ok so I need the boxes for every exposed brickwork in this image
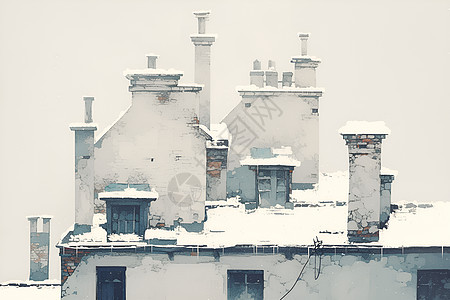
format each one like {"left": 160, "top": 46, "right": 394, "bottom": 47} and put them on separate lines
{"left": 60, "top": 248, "right": 92, "bottom": 285}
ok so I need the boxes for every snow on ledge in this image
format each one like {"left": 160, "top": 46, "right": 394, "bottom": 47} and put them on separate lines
{"left": 381, "top": 166, "right": 399, "bottom": 177}
{"left": 338, "top": 121, "right": 391, "bottom": 135}
{"left": 236, "top": 85, "right": 324, "bottom": 93}
{"left": 99, "top": 188, "right": 158, "bottom": 200}
{"left": 123, "top": 68, "right": 183, "bottom": 78}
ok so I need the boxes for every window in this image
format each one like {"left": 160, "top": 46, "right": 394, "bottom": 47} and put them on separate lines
{"left": 96, "top": 267, "right": 126, "bottom": 300}
{"left": 245, "top": 103, "right": 252, "bottom": 108}
{"left": 312, "top": 108, "right": 319, "bottom": 114}
{"left": 111, "top": 205, "right": 140, "bottom": 235}
{"left": 227, "top": 270, "right": 263, "bottom": 300}
{"left": 417, "top": 269, "right": 450, "bottom": 300}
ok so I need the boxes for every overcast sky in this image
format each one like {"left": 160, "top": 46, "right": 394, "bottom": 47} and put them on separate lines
{"left": 0, "top": 0, "right": 449, "bottom": 282}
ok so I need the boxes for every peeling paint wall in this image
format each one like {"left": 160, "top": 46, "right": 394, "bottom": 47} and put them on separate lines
{"left": 223, "top": 93, "right": 320, "bottom": 201}
{"left": 94, "top": 90, "right": 207, "bottom": 227}
{"left": 60, "top": 251, "right": 450, "bottom": 299}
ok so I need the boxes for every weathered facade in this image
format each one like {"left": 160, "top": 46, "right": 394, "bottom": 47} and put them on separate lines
{"left": 223, "top": 34, "right": 322, "bottom": 202}
{"left": 28, "top": 216, "right": 51, "bottom": 281}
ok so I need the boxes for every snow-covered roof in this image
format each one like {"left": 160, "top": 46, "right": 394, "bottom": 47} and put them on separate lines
{"left": 339, "top": 121, "right": 391, "bottom": 135}
{"left": 62, "top": 171, "right": 450, "bottom": 249}
{"left": 98, "top": 188, "right": 158, "bottom": 200}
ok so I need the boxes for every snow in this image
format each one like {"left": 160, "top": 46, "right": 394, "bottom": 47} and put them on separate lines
{"left": 240, "top": 147, "right": 300, "bottom": 167}
{"left": 338, "top": 121, "right": 391, "bottom": 135}
{"left": 209, "top": 123, "right": 230, "bottom": 141}
{"left": 98, "top": 188, "right": 158, "bottom": 200}
{"left": 25, "top": 215, "right": 53, "bottom": 219}
{"left": 145, "top": 53, "right": 159, "bottom": 57}
{"left": 69, "top": 122, "right": 98, "bottom": 129}
{"left": 69, "top": 225, "right": 106, "bottom": 243}
{"left": 190, "top": 34, "right": 218, "bottom": 39}
{"left": 381, "top": 166, "right": 399, "bottom": 177}
{"left": 290, "top": 55, "right": 322, "bottom": 62}
{"left": 0, "top": 285, "right": 60, "bottom": 300}
{"left": 108, "top": 233, "right": 143, "bottom": 242}
{"left": 123, "top": 68, "right": 183, "bottom": 78}
{"left": 236, "top": 85, "right": 324, "bottom": 93}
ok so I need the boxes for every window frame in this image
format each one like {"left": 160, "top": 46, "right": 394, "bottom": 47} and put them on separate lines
{"left": 227, "top": 269, "right": 264, "bottom": 300}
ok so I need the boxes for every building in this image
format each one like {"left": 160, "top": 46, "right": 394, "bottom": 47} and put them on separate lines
{"left": 56, "top": 11, "right": 450, "bottom": 300}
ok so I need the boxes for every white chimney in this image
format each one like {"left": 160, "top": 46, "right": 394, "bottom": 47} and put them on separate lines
{"left": 250, "top": 59, "right": 264, "bottom": 88}
{"left": 70, "top": 97, "right": 97, "bottom": 234}
{"left": 191, "top": 11, "right": 216, "bottom": 129}
{"left": 291, "top": 33, "right": 321, "bottom": 88}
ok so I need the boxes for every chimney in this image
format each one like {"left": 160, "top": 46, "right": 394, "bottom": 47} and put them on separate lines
{"left": 28, "top": 216, "right": 51, "bottom": 281}
{"left": 250, "top": 59, "right": 264, "bottom": 88}
{"left": 146, "top": 54, "right": 159, "bottom": 69}
{"left": 84, "top": 96, "right": 94, "bottom": 123}
{"left": 191, "top": 11, "right": 216, "bottom": 129}
{"left": 299, "top": 33, "right": 309, "bottom": 56}
{"left": 70, "top": 97, "right": 97, "bottom": 234}
{"left": 339, "top": 121, "right": 391, "bottom": 243}
{"left": 290, "top": 33, "right": 321, "bottom": 88}
{"left": 380, "top": 171, "right": 396, "bottom": 228}
{"left": 282, "top": 72, "right": 293, "bottom": 87}
{"left": 265, "top": 60, "right": 278, "bottom": 88}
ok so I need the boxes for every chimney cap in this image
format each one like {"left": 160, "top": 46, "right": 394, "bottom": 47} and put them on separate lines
{"left": 83, "top": 96, "right": 94, "bottom": 101}
{"left": 339, "top": 121, "right": 391, "bottom": 135}
{"left": 298, "top": 32, "right": 310, "bottom": 39}
{"left": 193, "top": 11, "right": 211, "bottom": 18}
{"left": 145, "top": 53, "right": 160, "bottom": 58}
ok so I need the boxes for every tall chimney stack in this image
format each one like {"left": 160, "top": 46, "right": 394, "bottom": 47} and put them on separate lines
{"left": 70, "top": 96, "right": 97, "bottom": 234}
{"left": 339, "top": 121, "right": 390, "bottom": 243}
{"left": 290, "top": 33, "right": 321, "bottom": 88}
{"left": 28, "top": 216, "right": 51, "bottom": 281}
{"left": 191, "top": 11, "right": 216, "bottom": 129}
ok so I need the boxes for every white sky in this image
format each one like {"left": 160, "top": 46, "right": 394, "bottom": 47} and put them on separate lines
{"left": 0, "top": 0, "right": 449, "bottom": 282}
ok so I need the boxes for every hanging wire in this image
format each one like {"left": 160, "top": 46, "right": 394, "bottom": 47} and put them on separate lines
{"left": 280, "top": 237, "right": 323, "bottom": 300}
{"left": 314, "top": 237, "right": 323, "bottom": 280}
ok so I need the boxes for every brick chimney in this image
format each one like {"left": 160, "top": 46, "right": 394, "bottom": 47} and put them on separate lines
{"left": 70, "top": 96, "right": 97, "bottom": 234}
{"left": 27, "top": 216, "right": 51, "bottom": 281}
{"left": 290, "top": 33, "right": 321, "bottom": 88}
{"left": 191, "top": 11, "right": 216, "bottom": 129}
{"left": 339, "top": 121, "right": 391, "bottom": 243}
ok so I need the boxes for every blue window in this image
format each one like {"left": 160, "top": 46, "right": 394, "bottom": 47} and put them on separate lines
{"left": 227, "top": 270, "right": 263, "bottom": 300}
{"left": 96, "top": 267, "right": 126, "bottom": 300}
{"left": 417, "top": 269, "right": 450, "bottom": 300}
{"left": 111, "top": 205, "right": 140, "bottom": 235}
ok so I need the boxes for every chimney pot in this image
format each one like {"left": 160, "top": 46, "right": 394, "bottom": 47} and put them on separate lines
{"left": 253, "top": 59, "right": 261, "bottom": 70}
{"left": 298, "top": 33, "right": 309, "bottom": 56}
{"left": 146, "top": 54, "right": 159, "bottom": 69}
{"left": 282, "top": 72, "right": 293, "bottom": 87}
{"left": 83, "top": 96, "right": 94, "bottom": 123}
{"left": 268, "top": 60, "right": 276, "bottom": 70}
{"left": 193, "top": 11, "right": 210, "bottom": 34}
{"left": 265, "top": 70, "right": 278, "bottom": 88}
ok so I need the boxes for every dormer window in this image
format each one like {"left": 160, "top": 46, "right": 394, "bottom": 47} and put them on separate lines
{"left": 99, "top": 184, "right": 158, "bottom": 237}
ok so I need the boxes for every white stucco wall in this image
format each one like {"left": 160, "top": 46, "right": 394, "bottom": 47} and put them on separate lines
{"left": 94, "top": 90, "right": 206, "bottom": 226}
{"left": 223, "top": 92, "right": 320, "bottom": 187}
{"left": 61, "top": 251, "right": 450, "bottom": 299}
